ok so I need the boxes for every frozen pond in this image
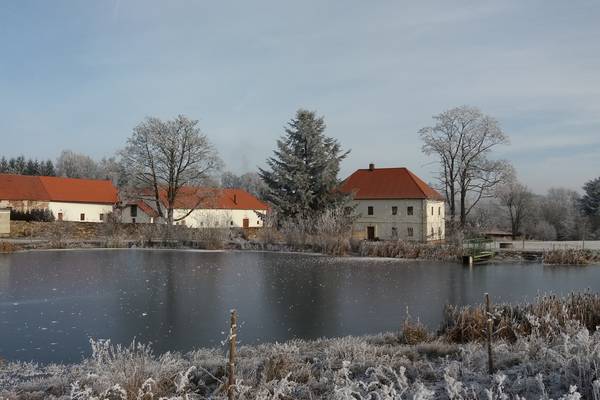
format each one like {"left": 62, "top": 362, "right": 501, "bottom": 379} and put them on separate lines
{"left": 1, "top": 249, "right": 599, "bottom": 363}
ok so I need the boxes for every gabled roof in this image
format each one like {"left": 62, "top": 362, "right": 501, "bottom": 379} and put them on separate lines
{"left": 133, "top": 200, "right": 160, "bottom": 218}
{"left": 340, "top": 167, "right": 444, "bottom": 201}
{"left": 0, "top": 174, "right": 47, "bottom": 201}
{"left": 0, "top": 173, "right": 118, "bottom": 204}
{"left": 138, "top": 187, "right": 268, "bottom": 211}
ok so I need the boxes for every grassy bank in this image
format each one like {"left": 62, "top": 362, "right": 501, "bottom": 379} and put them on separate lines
{"left": 3, "top": 293, "right": 600, "bottom": 399}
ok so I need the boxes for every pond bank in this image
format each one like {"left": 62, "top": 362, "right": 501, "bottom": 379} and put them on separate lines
{"left": 4, "top": 238, "right": 600, "bottom": 266}
{"left": 2, "top": 315, "right": 599, "bottom": 398}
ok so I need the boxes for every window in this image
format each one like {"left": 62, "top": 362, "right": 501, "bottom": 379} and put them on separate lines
{"left": 230, "top": 221, "right": 234, "bottom": 226}
{"left": 131, "top": 205, "right": 138, "bottom": 217}
{"left": 257, "top": 221, "right": 261, "bottom": 225}
{"left": 438, "top": 227, "right": 442, "bottom": 237}
{"left": 132, "top": 218, "right": 136, "bottom": 224}
{"left": 80, "top": 213, "right": 85, "bottom": 221}
{"left": 438, "top": 207, "right": 441, "bottom": 216}
{"left": 367, "top": 206, "right": 374, "bottom": 215}
{"left": 407, "top": 227, "right": 414, "bottom": 237}
{"left": 431, "top": 207, "right": 434, "bottom": 216}
{"left": 391, "top": 227, "right": 398, "bottom": 239}
{"left": 99, "top": 213, "right": 104, "bottom": 221}
{"left": 57, "top": 212, "right": 63, "bottom": 221}
{"left": 391, "top": 206, "right": 398, "bottom": 215}
{"left": 431, "top": 227, "right": 435, "bottom": 237}
{"left": 407, "top": 206, "right": 414, "bottom": 216}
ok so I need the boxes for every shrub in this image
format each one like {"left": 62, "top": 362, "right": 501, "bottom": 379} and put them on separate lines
{"left": 10, "top": 208, "right": 55, "bottom": 222}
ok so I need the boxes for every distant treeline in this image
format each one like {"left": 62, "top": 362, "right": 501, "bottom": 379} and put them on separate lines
{"left": 0, "top": 156, "right": 56, "bottom": 176}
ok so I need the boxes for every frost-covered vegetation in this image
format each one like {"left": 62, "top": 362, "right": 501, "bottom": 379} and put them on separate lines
{"left": 4, "top": 294, "right": 600, "bottom": 399}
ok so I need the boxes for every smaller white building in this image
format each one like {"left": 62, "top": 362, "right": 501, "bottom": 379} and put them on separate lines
{"left": 340, "top": 165, "right": 445, "bottom": 242}
{"left": 121, "top": 200, "right": 158, "bottom": 224}
{"left": 122, "top": 188, "right": 268, "bottom": 228}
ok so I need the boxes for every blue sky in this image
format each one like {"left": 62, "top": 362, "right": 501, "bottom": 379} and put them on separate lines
{"left": 1, "top": 1, "right": 599, "bottom": 192}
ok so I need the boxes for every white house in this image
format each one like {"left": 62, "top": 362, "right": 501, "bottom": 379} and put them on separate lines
{"left": 122, "top": 187, "right": 268, "bottom": 228}
{"left": 340, "top": 164, "right": 445, "bottom": 242}
{"left": 0, "top": 173, "right": 118, "bottom": 222}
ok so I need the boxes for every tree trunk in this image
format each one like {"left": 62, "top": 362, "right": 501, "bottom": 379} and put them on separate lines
{"left": 460, "top": 190, "right": 467, "bottom": 227}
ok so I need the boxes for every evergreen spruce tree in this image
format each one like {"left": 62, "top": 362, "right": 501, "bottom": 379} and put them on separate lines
{"left": 24, "top": 159, "right": 39, "bottom": 175}
{"left": 41, "top": 159, "right": 56, "bottom": 176}
{"left": 259, "top": 109, "right": 349, "bottom": 223}
{"left": 0, "top": 157, "right": 8, "bottom": 173}
{"left": 580, "top": 177, "right": 600, "bottom": 217}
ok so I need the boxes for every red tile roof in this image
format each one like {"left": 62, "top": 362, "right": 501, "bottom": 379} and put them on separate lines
{"left": 0, "top": 174, "right": 118, "bottom": 204}
{"left": 340, "top": 167, "right": 444, "bottom": 201}
{"left": 0, "top": 174, "right": 47, "bottom": 201}
{"left": 136, "top": 200, "right": 160, "bottom": 218}
{"left": 140, "top": 187, "right": 268, "bottom": 210}
{"left": 179, "top": 188, "right": 267, "bottom": 210}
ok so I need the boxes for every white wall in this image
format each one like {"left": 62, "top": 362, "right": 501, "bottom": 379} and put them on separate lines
{"left": 48, "top": 202, "right": 114, "bottom": 223}
{"left": 351, "top": 199, "right": 445, "bottom": 242}
{"left": 174, "top": 208, "right": 265, "bottom": 228}
{"left": 424, "top": 200, "right": 445, "bottom": 241}
{"left": 0, "top": 209, "right": 9, "bottom": 236}
{"left": 121, "top": 205, "right": 154, "bottom": 224}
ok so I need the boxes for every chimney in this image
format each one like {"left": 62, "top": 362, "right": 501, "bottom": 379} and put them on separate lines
{"left": 369, "top": 163, "right": 375, "bottom": 171}
{"left": 233, "top": 194, "right": 237, "bottom": 204}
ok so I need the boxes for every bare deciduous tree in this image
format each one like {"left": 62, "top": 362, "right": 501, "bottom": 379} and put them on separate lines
{"left": 221, "top": 171, "right": 266, "bottom": 198}
{"left": 419, "top": 106, "right": 513, "bottom": 228}
{"left": 497, "top": 181, "right": 533, "bottom": 239}
{"left": 121, "top": 115, "right": 221, "bottom": 225}
{"left": 56, "top": 150, "right": 100, "bottom": 179}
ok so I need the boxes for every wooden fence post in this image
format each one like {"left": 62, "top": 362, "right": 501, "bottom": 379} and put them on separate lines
{"left": 485, "top": 293, "right": 494, "bottom": 375}
{"left": 227, "top": 309, "right": 237, "bottom": 400}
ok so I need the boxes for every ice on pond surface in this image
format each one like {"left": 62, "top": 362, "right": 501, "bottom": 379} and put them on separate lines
{"left": 0, "top": 249, "right": 599, "bottom": 363}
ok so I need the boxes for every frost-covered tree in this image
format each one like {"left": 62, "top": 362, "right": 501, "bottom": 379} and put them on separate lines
{"left": 221, "top": 171, "right": 266, "bottom": 198}
{"left": 580, "top": 177, "right": 600, "bottom": 217}
{"left": 121, "top": 115, "right": 221, "bottom": 224}
{"left": 497, "top": 180, "right": 533, "bottom": 239}
{"left": 419, "top": 106, "right": 513, "bottom": 228}
{"left": 56, "top": 150, "right": 100, "bottom": 179}
{"left": 39, "top": 159, "right": 56, "bottom": 176}
{"left": 259, "top": 109, "right": 349, "bottom": 223}
{"left": 540, "top": 188, "right": 582, "bottom": 240}
{"left": 0, "top": 156, "right": 55, "bottom": 176}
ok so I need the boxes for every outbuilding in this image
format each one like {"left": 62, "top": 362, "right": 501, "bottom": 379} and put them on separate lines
{"left": 122, "top": 187, "right": 268, "bottom": 228}
{"left": 0, "top": 173, "right": 118, "bottom": 222}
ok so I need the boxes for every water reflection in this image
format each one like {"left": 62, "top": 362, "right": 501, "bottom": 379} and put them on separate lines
{"left": 0, "top": 249, "right": 598, "bottom": 363}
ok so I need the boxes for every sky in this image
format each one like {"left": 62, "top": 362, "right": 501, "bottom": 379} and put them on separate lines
{"left": 1, "top": 1, "right": 599, "bottom": 193}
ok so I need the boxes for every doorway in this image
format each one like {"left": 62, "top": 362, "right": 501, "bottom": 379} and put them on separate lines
{"left": 243, "top": 218, "right": 249, "bottom": 228}
{"left": 367, "top": 226, "right": 375, "bottom": 240}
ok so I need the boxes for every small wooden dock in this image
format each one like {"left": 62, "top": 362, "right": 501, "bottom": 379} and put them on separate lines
{"left": 463, "top": 238, "right": 495, "bottom": 265}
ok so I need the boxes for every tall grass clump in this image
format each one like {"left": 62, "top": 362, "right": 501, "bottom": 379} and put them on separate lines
{"left": 440, "top": 292, "right": 600, "bottom": 343}
{"left": 359, "top": 240, "right": 462, "bottom": 261}
{"left": 544, "top": 249, "right": 599, "bottom": 265}
{"left": 278, "top": 205, "right": 355, "bottom": 256}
